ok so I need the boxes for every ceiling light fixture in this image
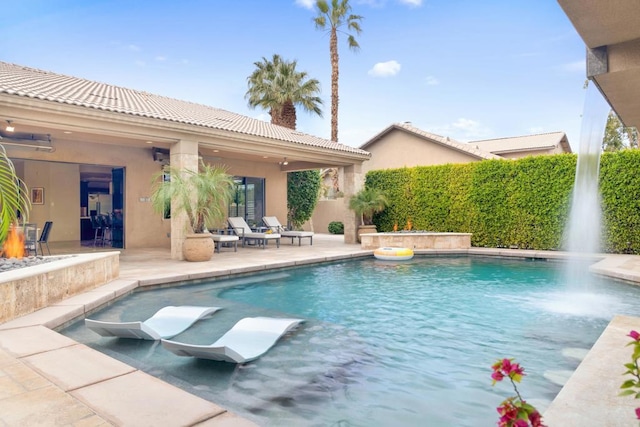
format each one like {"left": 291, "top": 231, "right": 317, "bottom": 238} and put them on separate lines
{"left": 5, "top": 120, "right": 15, "bottom": 132}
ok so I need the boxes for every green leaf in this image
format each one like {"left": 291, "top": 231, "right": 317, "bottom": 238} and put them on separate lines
{"left": 619, "top": 390, "right": 636, "bottom": 397}
{"left": 621, "top": 379, "right": 636, "bottom": 389}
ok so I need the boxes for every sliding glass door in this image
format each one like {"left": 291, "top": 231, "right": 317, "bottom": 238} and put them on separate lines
{"left": 229, "top": 177, "right": 265, "bottom": 227}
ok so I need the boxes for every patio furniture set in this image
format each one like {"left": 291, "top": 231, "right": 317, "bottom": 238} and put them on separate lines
{"left": 211, "top": 216, "right": 313, "bottom": 252}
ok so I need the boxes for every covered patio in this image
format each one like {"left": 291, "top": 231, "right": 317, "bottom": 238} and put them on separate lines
{"left": 0, "top": 61, "right": 370, "bottom": 260}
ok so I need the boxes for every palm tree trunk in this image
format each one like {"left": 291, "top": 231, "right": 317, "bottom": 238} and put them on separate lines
{"left": 330, "top": 27, "right": 339, "bottom": 142}
{"left": 280, "top": 100, "right": 297, "bottom": 130}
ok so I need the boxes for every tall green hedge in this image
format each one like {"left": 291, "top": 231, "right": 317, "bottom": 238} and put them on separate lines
{"left": 365, "top": 150, "right": 640, "bottom": 253}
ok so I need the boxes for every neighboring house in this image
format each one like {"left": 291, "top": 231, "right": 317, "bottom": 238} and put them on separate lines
{"left": 0, "top": 61, "right": 371, "bottom": 257}
{"left": 360, "top": 123, "right": 573, "bottom": 175}
{"left": 359, "top": 122, "right": 501, "bottom": 175}
{"left": 470, "top": 132, "right": 572, "bottom": 159}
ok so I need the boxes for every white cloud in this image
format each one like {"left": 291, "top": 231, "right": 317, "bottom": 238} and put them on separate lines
{"left": 155, "top": 56, "right": 167, "bottom": 62}
{"left": 452, "top": 118, "right": 480, "bottom": 131}
{"left": 368, "top": 60, "right": 401, "bottom": 77}
{"left": 397, "top": 0, "right": 422, "bottom": 6}
{"left": 528, "top": 126, "right": 545, "bottom": 134}
{"left": 428, "top": 118, "right": 492, "bottom": 142}
{"left": 425, "top": 75, "right": 439, "bottom": 85}
{"left": 294, "top": 0, "right": 315, "bottom": 9}
{"left": 128, "top": 44, "right": 141, "bottom": 52}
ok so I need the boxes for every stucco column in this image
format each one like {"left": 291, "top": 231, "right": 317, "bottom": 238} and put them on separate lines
{"left": 343, "top": 163, "right": 363, "bottom": 244}
{"left": 170, "top": 139, "right": 199, "bottom": 260}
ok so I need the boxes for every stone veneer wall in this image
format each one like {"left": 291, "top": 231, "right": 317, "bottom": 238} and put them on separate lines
{"left": 0, "top": 252, "right": 119, "bottom": 323}
{"left": 360, "top": 232, "right": 472, "bottom": 250}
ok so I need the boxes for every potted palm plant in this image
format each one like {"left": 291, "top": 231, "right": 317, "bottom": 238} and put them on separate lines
{"left": 349, "top": 187, "right": 388, "bottom": 243}
{"left": 150, "top": 161, "right": 235, "bottom": 262}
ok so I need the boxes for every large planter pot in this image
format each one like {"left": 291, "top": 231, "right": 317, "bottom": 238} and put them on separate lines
{"left": 182, "top": 233, "right": 214, "bottom": 262}
{"left": 357, "top": 225, "right": 378, "bottom": 243}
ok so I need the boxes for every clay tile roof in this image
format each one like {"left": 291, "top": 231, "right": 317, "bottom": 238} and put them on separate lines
{"left": 470, "top": 132, "right": 572, "bottom": 154}
{"left": 0, "top": 61, "right": 369, "bottom": 157}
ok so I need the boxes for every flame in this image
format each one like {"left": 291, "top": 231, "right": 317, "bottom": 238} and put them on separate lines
{"left": 3, "top": 225, "right": 25, "bottom": 259}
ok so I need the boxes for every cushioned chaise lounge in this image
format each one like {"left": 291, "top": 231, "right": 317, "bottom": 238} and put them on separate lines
{"left": 262, "top": 216, "right": 314, "bottom": 246}
{"left": 85, "top": 306, "right": 222, "bottom": 340}
{"left": 228, "top": 216, "right": 280, "bottom": 248}
{"left": 161, "top": 317, "right": 305, "bottom": 363}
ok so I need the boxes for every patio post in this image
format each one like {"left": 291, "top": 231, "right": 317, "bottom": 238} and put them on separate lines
{"left": 342, "top": 163, "right": 363, "bottom": 244}
{"left": 169, "top": 139, "right": 199, "bottom": 260}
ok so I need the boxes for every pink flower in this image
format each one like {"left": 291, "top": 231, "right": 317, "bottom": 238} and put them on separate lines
{"left": 492, "top": 370, "right": 505, "bottom": 382}
{"left": 528, "top": 410, "right": 546, "bottom": 427}
{"left": 497, "top": 403, "right": 519, "bottom": 425}
{"left": 635, "top": 407, "right": 640, "bottom": 420}
{"left": 629, "top": 330, "right": 640, "bottom": 341}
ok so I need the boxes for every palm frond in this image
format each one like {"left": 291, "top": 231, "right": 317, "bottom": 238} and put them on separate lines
{"left": 0, "top": 144, "right": 31, "bottom": 244}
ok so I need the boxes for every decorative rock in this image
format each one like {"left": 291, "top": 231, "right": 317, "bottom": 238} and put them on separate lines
{"left": 0, "top": 256, "right": 69, "bottom": 272}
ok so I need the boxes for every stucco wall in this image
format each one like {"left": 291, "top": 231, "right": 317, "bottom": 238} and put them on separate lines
{"left": 362, "top": 129, "right": 481, "bottom": 175}
{"left": 310, "top": 198, "right": 349, "bottom": 233}
{"left": 23, "top": 161, "right": 80, "bottom": 241}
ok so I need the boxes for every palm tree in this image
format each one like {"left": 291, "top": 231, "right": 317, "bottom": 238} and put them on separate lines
{"left": 0, "top": 144, "right": 31, "bottom": 244}
{"left": 245, "top": 54, "right": 323, "bottom": 130}
{"left": 349, "top": 187, "right": 388, "bottom": 226}
{"left": 313, "top": 0, "right": 363, "bottom": 142}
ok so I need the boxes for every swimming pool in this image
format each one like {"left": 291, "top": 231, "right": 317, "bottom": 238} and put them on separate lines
{"left": 61, "top": 256, "right": 640, "bottom": 426}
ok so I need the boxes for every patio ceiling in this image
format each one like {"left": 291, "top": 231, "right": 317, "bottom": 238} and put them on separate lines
{"left": 558, "top": 0, "right": 640, "bottom": 129}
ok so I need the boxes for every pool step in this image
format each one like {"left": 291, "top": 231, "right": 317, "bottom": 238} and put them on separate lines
{"left": 561, "top": 347, "right": 590, "bottom": 361}
{"left": 544, "top": 369, "right": 574, "bottom": 386}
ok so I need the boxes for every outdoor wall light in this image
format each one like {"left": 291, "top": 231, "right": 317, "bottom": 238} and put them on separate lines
{"left": 5, "top": 120, "right": 14, "bottom": 132}
{"left": 281, "top": 157, "right": 289, "bottom": 166}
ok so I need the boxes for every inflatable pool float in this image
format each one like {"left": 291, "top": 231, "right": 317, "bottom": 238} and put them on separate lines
{"left": 373, "top": 247, "right": 414, "bottom": 261}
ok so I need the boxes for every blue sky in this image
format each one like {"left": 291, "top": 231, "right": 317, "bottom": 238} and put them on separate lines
{"left": 1, "top": 0, "right": 590, "bottom": 149}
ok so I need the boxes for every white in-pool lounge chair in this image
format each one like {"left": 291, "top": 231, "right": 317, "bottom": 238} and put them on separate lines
{"left": 161, "top": 316, "right": 305, "bottom": 363}
{"left": 227, "top": 216, "right": 281, "bottom": 248}
{"left": 85, "top": 306, "right": 222, "bottom": 340}
{"left": 262, "top": 216, "right": 314, "bottom": 246}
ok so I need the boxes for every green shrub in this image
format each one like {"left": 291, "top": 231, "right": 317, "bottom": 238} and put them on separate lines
{"left": 362, "top": 151, "right": 640, "bottom": 253}
{"left": 328, "top": 221, "right": 344, "bottom": 234}
{"left": 287, "top": 170, "right": 321, "bottom": 230}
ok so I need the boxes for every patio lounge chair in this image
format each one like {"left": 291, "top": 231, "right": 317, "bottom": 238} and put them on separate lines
{"left": 161, "top": 317, "right": 305, "bottom": 363}
{"left": 262, "top": 216, "right": 313, "bottom": 246}
{"left": 227, "top": 217, "right": 280, "bottom": 248}
{"left": 85, "top": 306, "right": 222, "bottom": 340}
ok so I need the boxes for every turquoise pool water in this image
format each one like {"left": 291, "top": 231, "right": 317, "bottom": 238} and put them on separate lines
{"left": 61, "top": 256, "right": 640, "bottom": 426}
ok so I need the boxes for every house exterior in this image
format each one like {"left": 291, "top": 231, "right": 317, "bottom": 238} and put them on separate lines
{"left": 359, "top": 122, "right": 501, "bottom": 175}
{"left": 559, "top": 0, "right": 640, "bottom": 131}
{"left": 470, "top": 132, "right": 571, "bottom": 159}
{"left": 0, "top": 62, "right": 371, "bottom": 257}
{"left": 359, "top": 122, "right": 572, "bottom": 175}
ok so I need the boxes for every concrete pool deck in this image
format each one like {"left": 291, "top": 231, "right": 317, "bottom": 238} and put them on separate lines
{"left": 0, "top": 235, "right": 639, "bottom": 425}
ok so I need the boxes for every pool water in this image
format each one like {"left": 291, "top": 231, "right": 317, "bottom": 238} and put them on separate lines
{"left": 61, "top": 256, "right": 640, "bottom": 426}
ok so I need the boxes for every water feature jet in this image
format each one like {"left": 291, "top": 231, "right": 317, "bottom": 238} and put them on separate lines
{"left": 563, "top": 83, "right": 611, "bottom": 291}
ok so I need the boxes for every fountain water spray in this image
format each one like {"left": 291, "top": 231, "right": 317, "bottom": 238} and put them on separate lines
{"left": 563, "top": 83, "right": 611, "bottom": 289}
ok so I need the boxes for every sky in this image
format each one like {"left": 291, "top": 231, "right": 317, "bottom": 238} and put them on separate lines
{"left": 1, "top": 1, "right": 592, "bottom": 149}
